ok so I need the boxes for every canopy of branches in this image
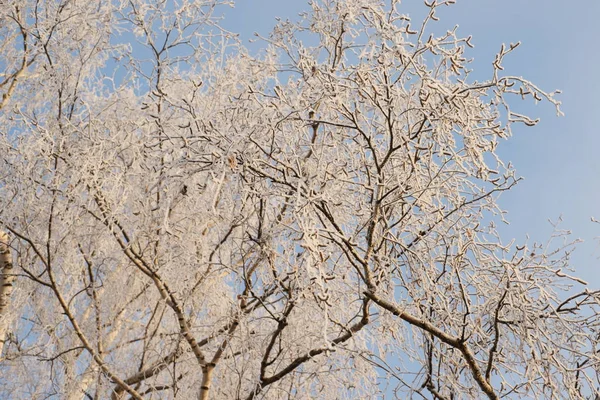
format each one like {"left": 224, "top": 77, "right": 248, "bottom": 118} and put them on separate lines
{"left": 0, "top": 1, "right": 597, "bottom": 399}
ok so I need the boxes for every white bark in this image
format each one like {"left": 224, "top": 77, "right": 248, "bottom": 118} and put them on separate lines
{"left": 0, "top": 231, "right": 14, "bottom": 359}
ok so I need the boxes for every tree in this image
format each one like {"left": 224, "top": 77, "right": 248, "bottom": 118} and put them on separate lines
{"left": 0, "top": 0, "right": 598, "bottom": 398}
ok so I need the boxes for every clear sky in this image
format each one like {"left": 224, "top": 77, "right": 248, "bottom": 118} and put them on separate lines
{"left": 220, "top": 0, "right": 600, "bottom": 284}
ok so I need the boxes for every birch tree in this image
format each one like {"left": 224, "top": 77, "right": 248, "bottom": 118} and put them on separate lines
{"left": 0, "top": 0, "right": 598, "bottom": 399}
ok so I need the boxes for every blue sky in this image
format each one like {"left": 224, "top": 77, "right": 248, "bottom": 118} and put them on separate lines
{"left": 221, "top": 0, "right": 600, "bottom": 283}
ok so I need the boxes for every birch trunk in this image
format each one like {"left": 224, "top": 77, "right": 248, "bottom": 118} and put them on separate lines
{"left": 0, "top": 231, "right": 14, "bottom": 359}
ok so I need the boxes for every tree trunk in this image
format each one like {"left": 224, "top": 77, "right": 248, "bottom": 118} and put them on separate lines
{"left": 0, "top": 231, "right": 14, "bottom": 359}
